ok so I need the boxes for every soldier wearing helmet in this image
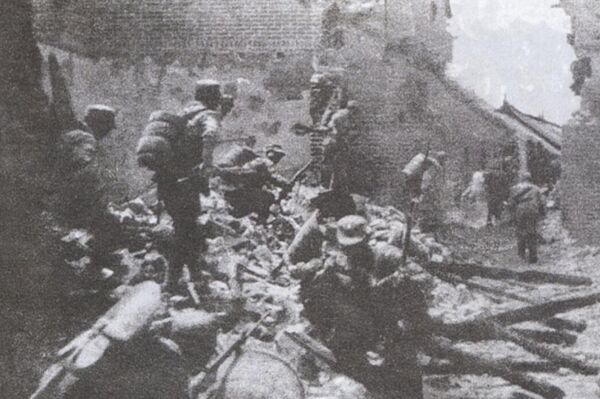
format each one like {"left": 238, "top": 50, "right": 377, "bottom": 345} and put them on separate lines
{"left": 216, "top": 143, "right": 290, "bottom": 222}
{"left": 507, "top": 172, "right": 545, "bottom": 263}
{"left": 309, "top": 73, "right": 335, "bottom": 125}
{"left": 136, "top": 79, "right": 230, "bottom": 292}
{"left": 295, "top": 215, "right": 429, "bottom": 398}
{"left": 82, "top": 104, "right": 117, "bottom": 140}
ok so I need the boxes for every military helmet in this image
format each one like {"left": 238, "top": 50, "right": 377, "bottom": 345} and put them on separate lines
{"left": 265, "top": 143, "right": 286, "bottom": 159}
{"left": 336, "top": 215, "right": 369, "bottom": 247}
{"left": 309, "top": 73, "right": 333, "bottom": 88}
{"left": 84, "top": 104, "right": 115, "bottom": 122}
{"left": 84, "top": 104, "right": 116, "bottom": 138}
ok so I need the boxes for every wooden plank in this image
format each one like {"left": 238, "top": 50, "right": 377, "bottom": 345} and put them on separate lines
{"left": 510, "top": 328, "right": 577, "bottom": 346}
{"left": 439, "top": 291, "right": 600, "bottom": 335}
{"left": 429, "top": 337, "right": 565, "bottom": 399}
{"left": 424, "top": 358, "right": 559, "bottom": 375}
{"left": 429, "top": 261, "right": 592, "bottom": 286}
{"left": 545, "top": 317, "right": 587, "bottom": 333}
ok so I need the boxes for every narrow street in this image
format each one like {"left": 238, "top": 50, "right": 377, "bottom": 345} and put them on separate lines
{"left": 426, "top": 209, "right": 600, "bottom": 398}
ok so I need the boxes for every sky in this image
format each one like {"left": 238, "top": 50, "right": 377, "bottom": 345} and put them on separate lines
{"left": 446, "top": 0, "right": 580, "bottom": 124}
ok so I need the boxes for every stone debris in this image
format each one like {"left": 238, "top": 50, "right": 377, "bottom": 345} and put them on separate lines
{"left": 34, "top": 172, "right": 600, "bottom": 399}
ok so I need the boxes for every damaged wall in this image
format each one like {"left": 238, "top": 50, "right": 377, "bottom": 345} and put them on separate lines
{"left": 559, "top": 0, "right": 600, "bottom": 244}
{"left": 0, "top": 0, "right": 54, "bottom": 299}
{"left": 33, "top": 0, "right": 518, "bottom": 211}
{"left": 39, "top": 47, "right": 315, "bottom": 201}
{"left": 32, "top": 0, "right": 321, "bottom": 60}
{"left": 321, "top": 9, "right": 517, "bottom": 209}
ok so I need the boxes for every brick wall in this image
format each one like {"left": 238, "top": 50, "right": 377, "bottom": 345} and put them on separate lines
{"left": 328, "top": 26, "right": 515, "bottom": 209}
{"left": 34, "top": 0, "right": 516, "bottom": 213}
{"left": 39, "top": 45, "right": 314, "bottom": 201}
{"left": 33, "top": 0, "right": 321, "bottom": 59}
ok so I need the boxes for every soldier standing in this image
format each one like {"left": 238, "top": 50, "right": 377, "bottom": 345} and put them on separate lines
{"left": 507, "top": 172, "right": 545, "bottom": 264}
{"left": 418, "top": 151, "right": 448, "bottom": 236}
{"left": 137, "top": 80, "right": 224, "bottom": 291}
{"left": 484, "top": 163, "right": 510, "bottom": 226}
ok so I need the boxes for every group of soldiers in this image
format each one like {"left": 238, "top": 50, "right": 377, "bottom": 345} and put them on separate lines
{"left": 46, "top": 71, "right": 549, "bottom": 397}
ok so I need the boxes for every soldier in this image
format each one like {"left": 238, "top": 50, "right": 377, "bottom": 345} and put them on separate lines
{"left": 80, "top": 104, "right": 117, "bottom": 140}
{"left": 48, "top": 129, "right": 125, "bottom": 286}
{"left": 418, "top": 151, "right": 448, "bottom": 235}
{"left": 321, "top": 104, "right": 353, "bottom": 192}
{"left": 402, "top": 151, "right": 438, "bottom": 202}
{"left": 484, "top": 163, "right": 510, "bottom": 226}
{"left": 293, "top": 215, "right": 430, "bottom": 398}
{"left": 53, "top": 130, "right": 102, "bottom": 226}
{"left": 32, "top": 280, "right": 244, "bottom": 399}
{"left": 507, "top": 172, "right": 545, "bottom": 264}
{"left": 217, "top": 144, "right": 290, "bottom": 222}
{"left": 137, "top": 80, "right": 225, "bottom": 292}
{"left": 309, "top": 73, "right": 335, "bottom": 125}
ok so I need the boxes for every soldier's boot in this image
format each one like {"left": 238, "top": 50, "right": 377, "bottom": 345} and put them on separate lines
{"left": 163, "top": 263, "right": 184, "bottom": 293}
{"left": 528, "top": 234, "right": 538, "bottom": 264}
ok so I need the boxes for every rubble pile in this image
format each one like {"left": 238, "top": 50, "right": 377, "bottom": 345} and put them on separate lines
{"left": 36, "top": 177, "right": 466, "bottom": 398}
{"left": 34, "top": 178, "right": 600, "bottom": 399}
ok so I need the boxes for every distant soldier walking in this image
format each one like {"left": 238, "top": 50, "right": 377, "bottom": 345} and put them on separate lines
{"left": 484, "top": 164, "right": 510, "bottom": 226}
{"left": 507, "top": 172, "right": 545, "bottom": 264}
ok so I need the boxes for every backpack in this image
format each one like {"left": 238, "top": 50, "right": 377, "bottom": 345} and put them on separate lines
{"left": 137, "top": 105, "right": 207, "bottom": 172}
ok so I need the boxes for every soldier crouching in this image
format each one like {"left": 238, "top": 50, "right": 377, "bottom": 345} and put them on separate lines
{"left": 293, "top": 215, "right": 431, "bottom": 398}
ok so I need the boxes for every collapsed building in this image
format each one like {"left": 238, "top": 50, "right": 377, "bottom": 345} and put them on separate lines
{"left": 3, "top": 0, "right": 599, "bottom": 398}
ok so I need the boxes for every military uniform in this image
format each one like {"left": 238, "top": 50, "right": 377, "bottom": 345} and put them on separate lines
{"left": 298, "top": 216, "right": 428, "bottom": 398}
{"left": 508, "top": 174, "right": 544, "bottom": 263}
{"left": 485, "top": 167, "right": 509, "bottom": 225}
{"left": 137, "top": 80, "right": 223, "bottom": 290}
{"left": 218, "top": 145, "right": 288, "bottom": 221}
{"left": 418, "top": 153, "right": 446, "bottom": 234}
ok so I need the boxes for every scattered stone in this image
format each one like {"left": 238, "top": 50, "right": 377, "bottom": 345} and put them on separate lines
{"left": 61, "top": 229, "right": 94, "bottom": 260}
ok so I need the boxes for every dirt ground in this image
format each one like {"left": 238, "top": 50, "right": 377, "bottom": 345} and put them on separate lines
{"left": 424, "top": 209, "right": 600, "bottom": 399}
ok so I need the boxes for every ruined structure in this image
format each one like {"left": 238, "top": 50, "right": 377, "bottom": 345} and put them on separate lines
{"left": 33, "top": 0, "right": 321, "bottom": 60}
{"left": 30, "top": 0, "right": 521, "bottom": 209}
{"left": 560, "top": 0, "right": 600, "bottom": 244}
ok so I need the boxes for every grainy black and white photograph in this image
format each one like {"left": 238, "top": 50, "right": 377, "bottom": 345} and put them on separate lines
{"left": 2, "top": 0, "right": 600, "bottom": 398}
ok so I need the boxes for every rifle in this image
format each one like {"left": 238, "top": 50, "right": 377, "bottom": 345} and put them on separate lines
{"left": 217, "top": 135, "right": 257, "bottom": 148}
{"left": 291, "top": 122, "right": 330, "bottom": 137}
{"left": 399, "top": 146, "right": 430, "bottom": 267}
{"left": 400, "top": 199, "right": 416, "bottom": 268}
{"left": 276, "top": 160, "right": 314, "bottom": 203}
{"left": 188, "top": 313, "right": 270, "bottom": 396}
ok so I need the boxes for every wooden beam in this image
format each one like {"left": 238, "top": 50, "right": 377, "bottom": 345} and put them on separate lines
{"left": 424, "top": 358, "right": 559, "bottom": 375}
{"left": 440, "top": 291, "right": 600, "bottom": 335}
{"left": 510, "top": 328, "right": 577, "bottom": 346}
{"left": 429, "top": 337, "right": 565, "bottom": 399}
{"left": 428, "top": 261, "right": 592, "bottom": 286}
